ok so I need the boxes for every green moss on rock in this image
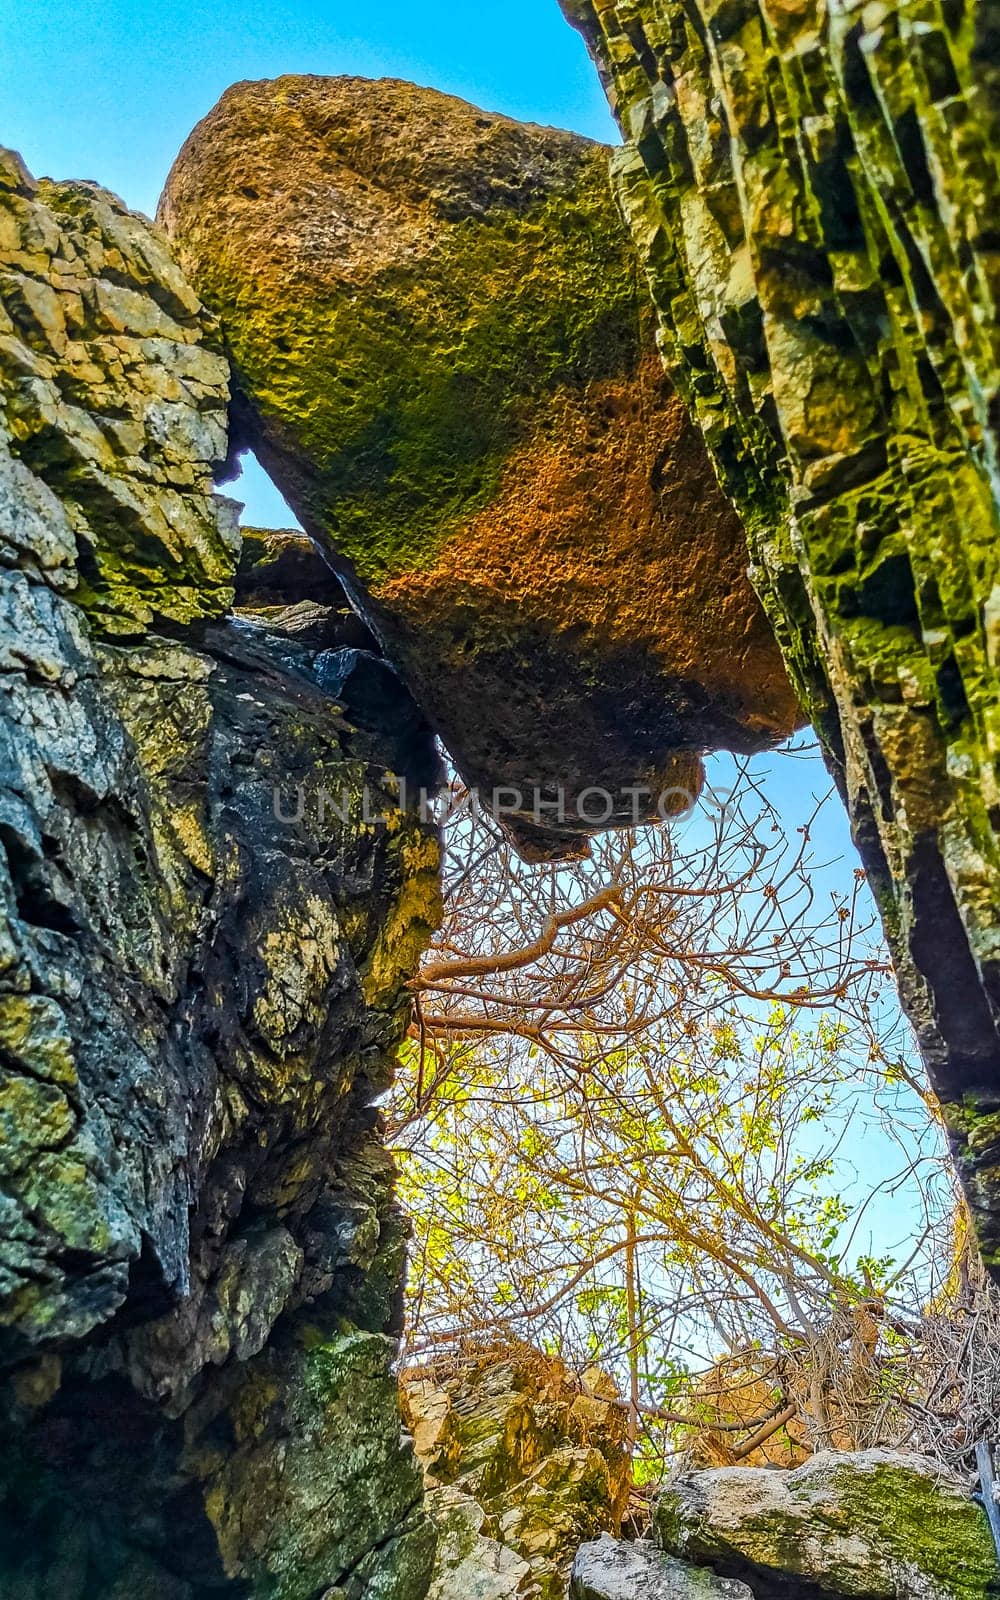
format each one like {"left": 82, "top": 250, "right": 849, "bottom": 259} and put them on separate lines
{"left": 403, "top": 1347, "right": 631, "bottom": 1600}
{"left": 0, "top": 146, "right": 237, "bottom": 634}
{"left": 160, "top": 76, "right": 800, "bottom": 859}
{"left": 654, "top": 1450, "right": 997, "bottom": 1599}
{"left": 161, "top": 79, "right": 635, "bottom": 587}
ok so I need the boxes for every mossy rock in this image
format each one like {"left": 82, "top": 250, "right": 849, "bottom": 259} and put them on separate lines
{"left": 0, "top": 146, "right": 235, "bottom": 636}
{"left": 654, "top": 1449, "right": 998, "bottom": 1600}
{"left": 160, "top": 76, "right": 799, "bottom": 857}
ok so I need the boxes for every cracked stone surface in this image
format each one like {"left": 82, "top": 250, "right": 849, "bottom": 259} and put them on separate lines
{"left": 561, "top": 0, "right": 1000, "bottom": 1259}
{"left": 402, "top": 1346, "right": 631, "bottom": 1600}
{"left": 0, "top": 145, "right": 440, "bottom": 1600}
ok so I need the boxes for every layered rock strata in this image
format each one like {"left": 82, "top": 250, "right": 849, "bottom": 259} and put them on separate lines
{"left": 575, "top": 1450, "right": 996, "bottom": 1600}
{"left": 0, "top": 147, "right": 440, "bottom": 1599}
{"left": 159, "top": 75, "right": 800, "bottom": 859}
{"left": 561, "top": 0, "right": 1000, "bottom": 1254}
{"left": 402, "top": 1346, "right": 631, "bottom": 1600}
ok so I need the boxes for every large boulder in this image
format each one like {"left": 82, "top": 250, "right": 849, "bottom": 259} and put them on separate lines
{"left": 159, "top": 75, "right": 799, "bottom": 858}
{"left": 571, "top": 1535, "right": 754, "bottom": 1600}
{"left": 654, "top": 1450, "right": 997, "bottom": 1600}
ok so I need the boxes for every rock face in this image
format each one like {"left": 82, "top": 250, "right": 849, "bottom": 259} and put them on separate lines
{"left": 419, "top": 1487, "right": 533, "bottom": 1600}
{"left": 559, "top": 0, "right": 1000, "bottom": 1254}
{"left": 0, "top": 148, "right": 440, "bottom": 1598}
{"left": 571, "top": 1535, "right": 754, "bottom": 1600}
{"left": 401, "top": 1346, "right": 631, "bottom": 1599}
{"left": 654, "top": 1450, "right": 996, "bottom": 1600}
{"left": 159, "top": 75, "right": 800, "bottom": 859}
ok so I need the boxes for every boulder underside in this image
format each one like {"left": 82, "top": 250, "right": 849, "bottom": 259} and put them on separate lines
{"left": 159, "top": 74, "right": 800, "bottom": 859}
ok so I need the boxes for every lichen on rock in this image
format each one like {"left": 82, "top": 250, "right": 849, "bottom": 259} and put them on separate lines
{"left": 571, "top": 1535, "right": 754, "bottom": 1600}
{"left": 560, "top": 0, "right": 1000, "bottom": 1257}
{"left": 0, "top": 145, "right": 237, "bottom": 634}
{"left": 401, "top": 1345, "right": 632, "bottom": 1600}
{"left": 654, "top": 1449, "right": 997, "bottom": 1600}
{"left": 159, "top": 75, "right": 800, "bottom": 858}
{"left": 0, "top": 146, "right": 440, "bottom": 1599}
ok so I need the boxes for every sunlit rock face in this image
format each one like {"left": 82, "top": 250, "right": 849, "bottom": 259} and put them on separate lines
{"left": 158, "top": 75, "right": 800, "bottom": 860}
{"left": 575, "top": 1453, "right": 996, "bottom": 1600}
{"left": 654, "top": 1450, "right": 996, "bottom": 1600}
{"left": 402, "top": 1346, "right": 631, "bottom": 1600}
{"left": 560, "top": 0, "right": 1000, "bottom": 1259}
{"left": 0, "top": 147, "right": 439, "bottom": 1600}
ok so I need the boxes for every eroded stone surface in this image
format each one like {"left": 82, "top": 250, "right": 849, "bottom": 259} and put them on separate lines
{"left": 0, "top": 145, "right": 236, "bottom": 633}
{"left": 159, "top": 75, "right": 799, "bottom": 858}
{"left": 561, "top": 0, "right": 1000, "bottom": 1254}
{"left": 0, "top": 148, "right": 440, "bottom": 1600}
{"left": 571, "top": 1536, "right": 754, "bottom": 1600}
{"left": 402, "top": 1347, "right": 631, "bottom": 1600}
{"left": 422, "top": 1486, "right": 532, "bottom": 1600}
{"left": 654, "top": 1450, "right": 996, "bottom": 1600}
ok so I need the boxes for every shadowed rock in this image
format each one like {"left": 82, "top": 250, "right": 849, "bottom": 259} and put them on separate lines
{"left": 0, "top": 146, "right": 439, "bottom": 1600}
{"left": 159, "top": 75, "right": 800, "bottom": 858}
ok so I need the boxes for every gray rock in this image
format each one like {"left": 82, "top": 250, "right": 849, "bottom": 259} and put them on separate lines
{"left": 655, "top": 1450, "right": 997, "bottom": 1600}
{"left": 423, "top": 1486, "right": 531, "bottom": 1600}
{"left": 0, "top": 145, "right": 441, "bottom": 1600}
{"left": 571, "top": 1535, "right": 754, "bottom": 1600}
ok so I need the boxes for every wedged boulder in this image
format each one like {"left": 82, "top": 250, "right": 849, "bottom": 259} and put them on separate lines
{"left": 571, "top": 1535, "right": 755, "bottom": 1599}
{"left": 654, "top": 1450, "right": 997, "bottom": 1600}
{"left": 159, "top": 75, "right": 800, "bottom": 858}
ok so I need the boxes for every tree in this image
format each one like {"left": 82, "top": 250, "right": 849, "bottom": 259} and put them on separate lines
{"left": 391, "top": 755, "right": 958, "bottom": 1477}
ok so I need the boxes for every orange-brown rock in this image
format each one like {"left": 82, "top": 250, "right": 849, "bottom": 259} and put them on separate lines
{"left": 160, "top": 76, "right": 801, "bottom": 856}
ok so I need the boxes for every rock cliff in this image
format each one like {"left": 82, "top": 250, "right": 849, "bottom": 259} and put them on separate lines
{"left": 561, "top": 0, "right": 1000, "bottom": 1259}
{"left": 0, "top": 147, "right": 440, "bottom": 1598}
{"left": 158, "top": 75, "right": 799, "bottom": 859}
{"left": 7, "top": 20, "right": 1000, "bottom": 1595}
